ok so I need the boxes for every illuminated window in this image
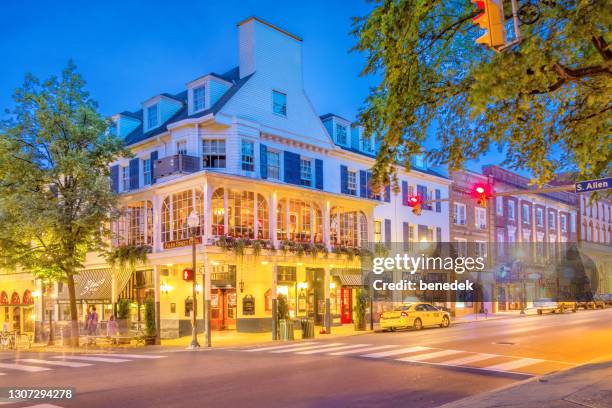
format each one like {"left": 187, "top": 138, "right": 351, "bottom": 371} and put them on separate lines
{"left": 161, "top": 189, "right": 204, "bottom": 242}
{"left": 112, "top": 201, "right": 153, "bottom": 247}
{"left": 330, "top": 208, "right": 367, "bottom": 247}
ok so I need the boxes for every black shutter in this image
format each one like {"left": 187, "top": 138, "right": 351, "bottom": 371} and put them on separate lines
{"left": 359, "top": 170, "right": 367, "bottom": 198}
{"left": 150, "top": 151, "right": 158, "bottom": 184}
{"left": 110, "top": 165, "right": 119, "bottom": 193}
{"left": 384, "top": 184, "right": 391, "bottom": 203}
{"left": 129, "top": 158, "right": 139, "bottom": 190}
{"left": 260, "top": 144, "right": 268, "bottom": 179}
{"left": 283, "top": 151, "right": 301, "bottom": 185}
{"left": 315, "top": 159, "right": 323, "bottom": 190}
{"left": 340, "top": 165, "right": 348, "bottom": 194}
{"left": 436, "top": 227, "right": 442, "bottom": 242}
{"left": 384, "top": 219, "right": 392, "bottom": 244}
{"left": 435, "top": 189, "right": 441, "bottom": 212}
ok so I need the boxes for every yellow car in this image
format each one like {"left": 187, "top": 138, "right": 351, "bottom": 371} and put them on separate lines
{"left": 380, "top": 302, "right": 451, "bottom": 331}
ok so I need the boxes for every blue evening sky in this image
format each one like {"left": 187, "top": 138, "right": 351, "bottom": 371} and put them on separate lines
{"left": 0, "top": 0, "right": 505, "bottom": 174}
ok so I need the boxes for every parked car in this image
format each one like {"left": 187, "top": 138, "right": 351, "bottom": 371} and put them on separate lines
{"left": 380, "top": 302, "right": 450, "bottom": 331}
{"left": 577, "top": 293, "right": 606, "bottom": 309}
{"left": 592, "top": 294, "right": 607, "bottom": 309}
{"left": 534, "top": 298, "right": 577, "bottom": 315}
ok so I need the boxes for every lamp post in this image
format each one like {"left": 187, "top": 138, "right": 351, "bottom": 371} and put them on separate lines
{"left": 187, "top": 210, "right": 200, "bottom": 349}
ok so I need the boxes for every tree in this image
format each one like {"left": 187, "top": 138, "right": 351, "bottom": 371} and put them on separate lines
{"left": 0, "top": 62, "right": 128, "bottom": 346}
{"left": 352, "top": 0, "right": 611, "bottom": 190}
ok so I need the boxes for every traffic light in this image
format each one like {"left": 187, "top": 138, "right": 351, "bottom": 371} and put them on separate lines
{"left": 471, "top": 183, "right": 492, "bottom": 207}
{"left": 407, "top": 194, "right": 423, "bottom": 216}
{"left": 472, "top": 0, "right": 506, "bottom": 49}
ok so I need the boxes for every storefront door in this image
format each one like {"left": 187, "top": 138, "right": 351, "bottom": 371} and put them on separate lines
{"left": 211, "top": 289, "right": 237, "bottom": 330}
{"left": 340, "top": 288, "right": 352, "bottom": 324}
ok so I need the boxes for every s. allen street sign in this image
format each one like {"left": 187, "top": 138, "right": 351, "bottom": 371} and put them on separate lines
{"left": 575, "top": 177, "right": 611, "bottom": 193}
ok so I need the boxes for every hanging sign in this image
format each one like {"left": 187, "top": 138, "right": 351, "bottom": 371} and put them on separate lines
{"left": 164, "top": 236, "right": 202, "bottom": 249}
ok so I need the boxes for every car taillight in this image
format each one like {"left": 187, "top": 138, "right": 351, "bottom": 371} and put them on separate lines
{"left": 400, "top": 311, "right": 409, "bottom": 317}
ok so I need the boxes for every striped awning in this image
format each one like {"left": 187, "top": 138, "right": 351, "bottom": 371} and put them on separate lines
{"left": 332, "top": 268, "right": 365, "bottom": 287}
{"left": 57, "top": 267, "right": 132, "bottom": 303}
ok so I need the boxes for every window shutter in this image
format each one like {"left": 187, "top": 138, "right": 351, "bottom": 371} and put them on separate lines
{"left": 384, "top": 184, "right": 391, "bottom": 203}
{"left": 129, "top": 158, "right": 139, "bottom": 190}
{"left": 359, "top": 170, "right": 367, "bottom": 198}
{"left": 436, "top": 227, "right": 442, "bottom": 242}
{"left": 402, "top": 181, "right": 408, "bottom": 205}
{"left": 435, "top": 189, "right": 441, "bottom": 212}
{"left": 110, "top": 165, "right": 119, "bottom": 193}
{"left": 283, "top": 151, "right": 301, "bottom": 185}
{"left": 260, "top": 144, "right": 268, "bottom": 179}
{"left": 384, "top": 219, "right": 392, "bottom": 244}
{"left": 403, "top": 222, "right": 410, "bottom": 251}
{"left": 315, "top": 159, "right": 323, "bottom": 190}
{"left": 150, "top": 151, "right": 158, "bottom": 184}
{"left": 340, "top": 165, "right": 348, "bottom": 194}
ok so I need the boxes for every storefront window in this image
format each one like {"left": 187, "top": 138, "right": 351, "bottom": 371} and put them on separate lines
{"left": 112, "top": 201, "right": 153, "bottom": 247}
{"left": 330, "top": 208, "right": 368, "bottom": 247}
{"left": 161, "top": 189, "right": 204, "bottom": 242}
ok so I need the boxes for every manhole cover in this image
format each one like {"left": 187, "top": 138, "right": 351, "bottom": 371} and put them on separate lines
{"left": 494, "top": 341, "right": 516, "bottom": 345}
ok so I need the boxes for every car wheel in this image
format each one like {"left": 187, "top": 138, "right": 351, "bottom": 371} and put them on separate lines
{"left": 413, "top": 318, "right": 423, "bottom": 330}
{"left": 440, "top": 316, "right": 450, "bottom": 328}
{"left": 572, "top": 308, "right": 577, "bottom": 313}
{"left": 390, "top": 327, "right": 396, "bottom": 332}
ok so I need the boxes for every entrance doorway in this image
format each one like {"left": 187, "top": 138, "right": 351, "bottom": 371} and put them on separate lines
{"left": 211, "top": 288, "right": 237, "bottom": 330}
{"left": 340, "top": 288, "right": 352, "bottom": 324}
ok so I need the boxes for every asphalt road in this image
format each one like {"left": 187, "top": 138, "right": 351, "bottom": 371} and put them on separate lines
{"left": 1, "top": 308, "right": 610, "bottom": 408}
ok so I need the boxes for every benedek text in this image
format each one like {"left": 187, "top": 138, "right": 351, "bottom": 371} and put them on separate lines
{"left": 372, "top": 279, "right": 474, "bottom": 291}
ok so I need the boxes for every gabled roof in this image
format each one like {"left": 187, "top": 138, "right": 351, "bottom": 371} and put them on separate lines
{"left": 320, "top": 113, "right": 352, "bottom": 123}
{"left": 123, "top": 68, "right": 251, "bottom": 146}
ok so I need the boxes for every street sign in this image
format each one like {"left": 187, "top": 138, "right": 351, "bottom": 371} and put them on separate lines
{"left": 575, "top": 177, "right": 611, "bottom": 193}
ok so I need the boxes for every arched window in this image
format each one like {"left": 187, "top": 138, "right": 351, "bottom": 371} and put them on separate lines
{"left": 0, "top": 291, "right": 8, "bottom": 305}
{"left": 10, "top": 292, "right": 20, "bottom": 305}
{"left": 22, "top": 290, "right": 33, "bottom": 305}
{"left": 277, "top": 199, "right": 323, "bottom": 243}
{"left": 211, "top": 188, "right": 225, "bottom": 236}
{"left": 330, "top": 208, "right": 367, "bottom": 247}
{"left": 161, "top": 188, "right": 204, "bottom": 243}
{"left": 257, "top": 194, "right": 269, "bottom": 239}
{"left": 228, "top": 189, "right": 255, "bottom": 238}
{"left": 112, "top": 201, "right": 153, "bottom": 247}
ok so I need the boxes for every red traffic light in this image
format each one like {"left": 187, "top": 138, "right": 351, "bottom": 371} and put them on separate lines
{"left": 471, "top": 183, "right": 492, "bottom": 206}
{"left": 475, "top": 186, "right": 485, "bottom": 195}
{"left": 182, "top": 268, "right": 194, "bottom": 281}
{"left": 407, "top": 194, "right": 423, "bottom": 215}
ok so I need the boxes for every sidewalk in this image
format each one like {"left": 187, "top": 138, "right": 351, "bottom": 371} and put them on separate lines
{"left": 161, "top": 323, "right": 374, "bottom": 349}
{"left": 439, "top": 361, "right": 612, "bottom": 408}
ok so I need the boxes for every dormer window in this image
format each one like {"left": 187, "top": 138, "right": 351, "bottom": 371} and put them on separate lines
{"left": 193, "top": 85, "right": 205, "bottom": 112}
{"left": 147, "top": 104, "right": 159, "bottom": 129}
{"left": 273, "top": 91, "right": 287, "bottom": 116}
{"left": 336, "top": 124, "right": 347, "bottom": 145}
{"left": 361, "top": 134, "right": 372, "bottom": 152}
{"left": 108, "top": 121, "right": 117, "bottom": 136}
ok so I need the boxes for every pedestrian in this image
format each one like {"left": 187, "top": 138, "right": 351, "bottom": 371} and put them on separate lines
{"left": 89, "top": 306, "right": 99, "bottom": 335}
{"left": 106, "top": 314, "right": 118, "bottom": 338}
{"left": 84, "top": 306, "right": 92, "bottom": 333}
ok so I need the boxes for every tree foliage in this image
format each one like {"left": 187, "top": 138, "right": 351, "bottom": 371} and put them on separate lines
{"left": 0, "top": 62, "right": 128, "bottom": 344}
{"left": 352, "top": 0, "right": 611, "bottom": 189}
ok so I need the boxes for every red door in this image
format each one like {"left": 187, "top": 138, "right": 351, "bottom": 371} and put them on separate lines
{"left": 341, "top": 288, "right": 352, "bottom": 324}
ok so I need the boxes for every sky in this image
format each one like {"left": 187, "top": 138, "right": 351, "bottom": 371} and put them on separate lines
{"left": 0, "top": 0, "right": 505, "bottom": 174}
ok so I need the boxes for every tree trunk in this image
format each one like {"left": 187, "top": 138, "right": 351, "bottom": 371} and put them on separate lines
{"left": 66, "top": 273, "right": 80, "bottom": 347}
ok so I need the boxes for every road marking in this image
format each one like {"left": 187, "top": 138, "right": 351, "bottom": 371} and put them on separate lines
{"left": 18, "top": 359, "right": 92, "bottom": 368}
{"left": 0, "top": 363, "right": 51, "bottom": 372}
{"left": 244, "top": 342, "right": 317, "bottom": 352}
{"left": 504, "top": 327, "right": 539, "bottom": 334}
{"left": 484, "top": 357, "right": 544, "bottom": 371}
{"left": 270, "top": 343, "right": 345, "bottom": 353}
{"left": 51, "top": 356, "right": 131, "bottom": 363}
{"left": 20, "top": 405, "right": 65, "bottom": 408}
{"left": 89, "top": 353, "right": 166, "bottom": 359}
{"left": 436, "top": 353, "right": 498, "bottom": 366}
{"left": 362, "top": 346, "right": 432, "bottom": 358}
{"left": 296, "top": 344, "right": 371, "bottom": 355}
{"left": 328, "top": 345, "right": 396, "bottom": 356}
{"left": 397, "top": 349, "right": 463, "bottom": 362}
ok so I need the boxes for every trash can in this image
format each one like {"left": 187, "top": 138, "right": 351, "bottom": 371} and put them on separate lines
{"left": 300, "top": 318, "right": 315, "bottom": 339}
{"left": 278, "top": 319, "right": 294, "bottom": 341}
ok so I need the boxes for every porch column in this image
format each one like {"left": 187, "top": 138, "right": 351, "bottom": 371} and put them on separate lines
{"left": 203, "top": 179, "right": 211, "bottom": 243}
{"left": 323, "top": 201, "right": 331, "bottom": 251}
{"left": 223, "top": 188, "right": 229, "bottom": 235}
{"left": 271, "top": 263, "right": 278, "bottom": 340}
{"left": 270, "top": 192, "right": 278, "bottom": 248}
{"left": 111, "top": 272, "right": 117, "bottom": 317}
{"left": 153, "top": 264, "right": 161, "bottom": 345}
{"left": 153, "top": 194, "right": 162, "bottom": 252}
{"left": 324, "top": 267, "right": 331, "bottom": 334}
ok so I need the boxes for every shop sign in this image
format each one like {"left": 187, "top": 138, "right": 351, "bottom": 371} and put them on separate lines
{"left": 242, "top": 295, "right": 255, "bottom": 315}
{"left": 163, "top": 236, "right": 202, "bottom": 249}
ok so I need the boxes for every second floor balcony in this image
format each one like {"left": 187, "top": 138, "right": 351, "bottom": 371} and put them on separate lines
{"left": 154, "top": 154, "right": 200, "bottom": 181}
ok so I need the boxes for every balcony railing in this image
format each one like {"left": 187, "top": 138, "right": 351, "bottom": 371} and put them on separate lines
{"left": 154, "top": 154, "right": 200, "bottom": 181}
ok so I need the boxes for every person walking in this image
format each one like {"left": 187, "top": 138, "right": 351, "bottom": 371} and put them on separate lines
{"left": 89, "top": 307, "right": 99, "bottom": 335}
{"left": 106, "top": 315, "right": 118, "bottom": 338}
{"left": 84, "top": 306, "right": 92, "bottom": 334}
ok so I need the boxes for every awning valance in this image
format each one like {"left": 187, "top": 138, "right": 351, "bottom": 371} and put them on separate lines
{"left": 331, "top": 268, "right": 365, "bottom": 287}
{"left": 57, "top": 267, "right": 132, "bottom": 303}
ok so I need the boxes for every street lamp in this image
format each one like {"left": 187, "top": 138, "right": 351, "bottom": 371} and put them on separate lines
{"left": 187, "top": 210, "right": 200, "bottom": 349}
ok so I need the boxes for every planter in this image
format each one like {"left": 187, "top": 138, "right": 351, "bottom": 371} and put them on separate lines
{"left": 278, "top": 319, "right": 295, "bottom": 341}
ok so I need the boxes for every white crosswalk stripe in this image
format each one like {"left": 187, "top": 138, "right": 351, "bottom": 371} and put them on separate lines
{"left": 51, "top": 356, "right": 131, "bottom": 363}
{"left": 328, "top": 345, "right": 396, "bottom": 356}
{"left": 0, "top": 363, "right": 51, "bottom": 372}
{"left": 18, "top": 358, "right": 92, "bottom": 367}
{"left": 270, "top": 343, "right": 345, "bottom": 353}
{"left": 88, "top": 353, "right": 166, "bottom": 359}
{"left": 244, "top": 342, "right": 317, "bottom": 352}
{"left": 437, "top": 353, "right": 498, "bottom": 366}
{"left": 397, "top": 349, "right": 463, "bottom": 362}
{"left": 362, "top": 346, "right": 432, "bottom": 358}
{"left": 296, "top": 344, "right": 370, "bottom": 355}
{"left": 484, "top": 358, "right": 544, "bottom": 372}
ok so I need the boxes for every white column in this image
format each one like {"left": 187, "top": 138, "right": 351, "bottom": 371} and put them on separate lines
{"left": 153, "top": 194, "right": 162, "bottom": 252}
{"left": 203, "top": 179, "right": 210, "bottom": 243}
{"left": 153, "top": 264, "right": 161, "bottom": 344}
{"left": 323, "top": 201, "right": 331, "bottom": 251}
{"left": 270, "top": 192, "right": 278, "bottom": 248}
{"left": 223, "top": 188, "right": 229, "bottom": 235}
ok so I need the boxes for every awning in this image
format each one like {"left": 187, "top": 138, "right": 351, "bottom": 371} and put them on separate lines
{"left": 332, "top": 268, "right": 365, "bottom": 287}
{"left": 57, "top": 267, "right": 132, "bottom": 303}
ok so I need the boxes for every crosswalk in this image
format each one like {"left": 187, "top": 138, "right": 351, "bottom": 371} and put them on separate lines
{"left": 0, "top": 353, "right": 167, "bottom": 377}
{"left": 239, "top": 342, "right": 576, "bottom": 376}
